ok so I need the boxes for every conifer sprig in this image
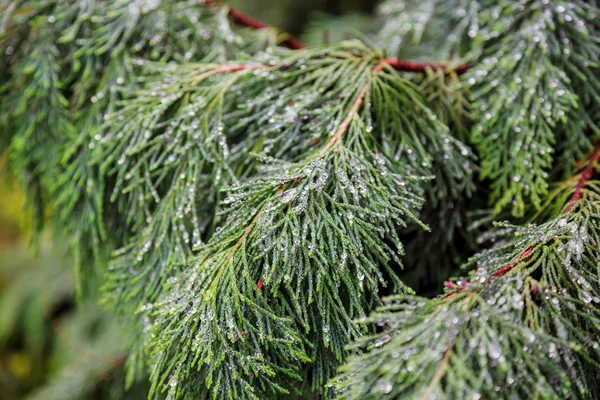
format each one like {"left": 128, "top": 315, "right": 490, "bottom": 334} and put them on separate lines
{"left": 1, "top": 2, "right": 474, "bottom": 389}
{"left": 467, "top": 0, "right": 600, "bottom": 216}
{"left": 379, "top": 0, "right": 600, "bottom": 217}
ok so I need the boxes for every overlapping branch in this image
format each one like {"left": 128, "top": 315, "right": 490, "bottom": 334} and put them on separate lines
{"left": 333, "top": 141, "right": 600, "bottom": 399}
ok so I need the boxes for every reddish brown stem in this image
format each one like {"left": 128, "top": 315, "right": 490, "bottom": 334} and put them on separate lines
{"left": 320, "top": 59, "right": 394, "bottom": 154}
{"left": 563, "top": 143, "right": 600, "bottom": 214}
{"left": 190, "top": 64, "right": 259, "bottom": 84}
{"left": 319, "top": 81, "right": 370, "bottom": 154}
{"left": 491, "top": 246, "right": 535, "bottom": 278}
{"left": 383, "top": 58, "right": 470, "bottom": 75}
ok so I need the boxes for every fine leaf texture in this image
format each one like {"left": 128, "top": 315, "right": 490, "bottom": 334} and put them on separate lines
{"left": 103, "top": 44, "right": 471, "bottom": 399}
{"left": 332, "top": 150, "right": 600, "bottom": 399}
{"left": 2, "top": 0, "right": 600, "bottom": 399}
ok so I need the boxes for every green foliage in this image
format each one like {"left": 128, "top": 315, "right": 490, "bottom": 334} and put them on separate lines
{"left": 378, "top": 0, "right": 476, "bottom": 60}
{"left": 0, "top": 0, "right": 277, "bottom": 285}
{"left": 96, "top": 43, "right": 472, "bottom": 398}
{"left": 467, "top": 0, "right": 600, "bottom": 216}
{"left": 398, "top": 70, "right": 476, "bottom": 293}
{"left": 2, "top": 0, "right": 600, "bottom": 399}
{"left": 332, "top": 162, "right": 600, "bottom": 399}
{"left": 380, "top": 0, "right": 600, "bottom": 216}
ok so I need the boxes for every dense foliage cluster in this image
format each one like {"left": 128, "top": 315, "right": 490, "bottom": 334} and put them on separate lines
{"left": 1, "top": 0, "right": 599, "bottom": 399}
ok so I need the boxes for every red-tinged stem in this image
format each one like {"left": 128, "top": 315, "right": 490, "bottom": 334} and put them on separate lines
{"left": 189, "top": 58, "right": 466, "bottom": 157}
{"left": 442, "top": 280, "right": 470, "bottom": 299}
{"left": 563, "top": 143, "right": 600, "bottom": 214}
{"left": 227, "top": 7, "right": 307, "bottom": 49}
{"left": 319, "top": 82, "right": 370, "bottom": 155}
{"left": 444, "top": 144, "right": 600, "bottom": 295}
{"left": 491, "top": 246, "right": 535, "bottom": 278}
{"left": 383, "top": 58, "right": 470, "bottom": 75}
{"left": 319, "top": 57, "right": 469, "bottom": 156}
{"left": 189, "top": 64, "right": 260, "bottom": 84}
{"left": 320, "top": 59, "right": 392, "bottom": 154}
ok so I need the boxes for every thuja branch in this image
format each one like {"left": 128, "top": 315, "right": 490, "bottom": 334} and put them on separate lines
{"left": 135, "top": 46, "right": 469, "bottom": 398}
{"left": 444, "top": 143, "right": 600, "bottom": 291}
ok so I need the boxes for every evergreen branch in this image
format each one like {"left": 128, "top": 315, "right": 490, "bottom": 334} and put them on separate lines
{"left": 125, "top": 45, "right": 471, "bottom": 398}
{"left": 328, "top": 59, "right": 470, "bottom": 127}
{"left": 6, "top": 1, "right": 600, "bottom": 398}
{"left": 99, "top": 61, "right": 265, "bottom": 329}
{"left": 380, "top": 0, "right": 600, "bottom": 216}
{"left": 467, "top": 0, "right": 600, "bottom": 216}
{"left": 1, "top": 0, "right": 280, "bottom": 290}
{"left": 334, "top": 272, "right": 600, "bottom": 399}
{"left": 98, "top": 44, "right": 470, "bottom": 333}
